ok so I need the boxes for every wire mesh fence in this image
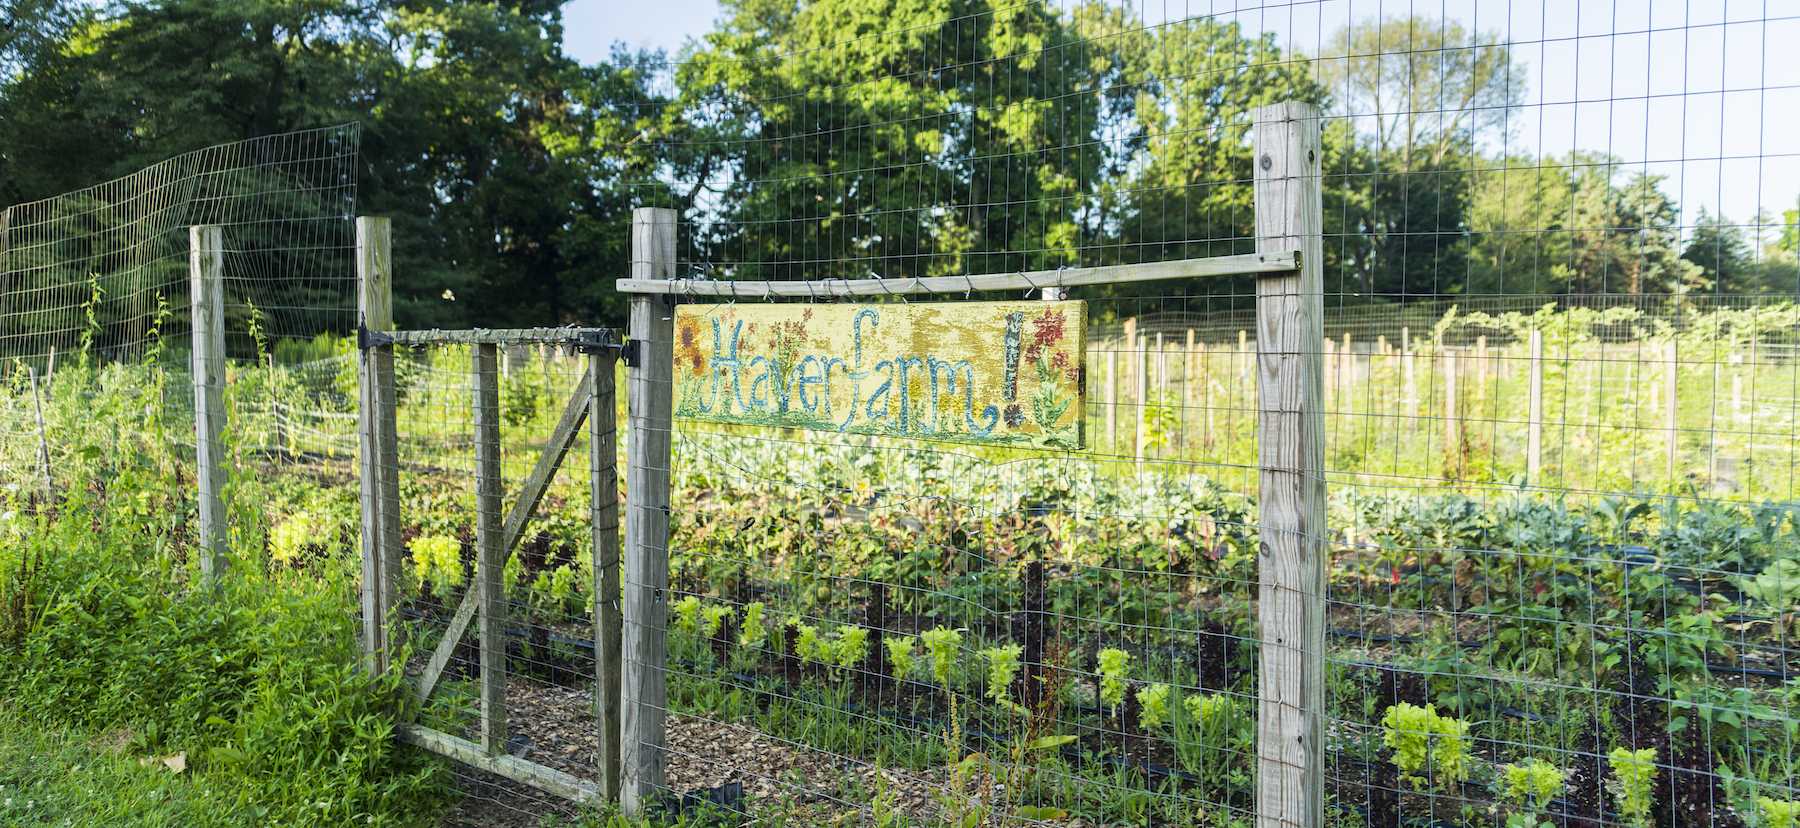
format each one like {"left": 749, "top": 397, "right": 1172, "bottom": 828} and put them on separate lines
{"left": 2, "top": 2, "right": 1798, "bottom": 827}
{"left": 581, "top": 2, "right": 1800, "bottom": 827}
{"left": 0, "top": 124, "right": 363, "bottom": 498}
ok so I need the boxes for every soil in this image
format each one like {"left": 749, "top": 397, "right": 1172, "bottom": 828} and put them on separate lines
{"left": 422, "top": 672, "right": 1126, "bottom": 827}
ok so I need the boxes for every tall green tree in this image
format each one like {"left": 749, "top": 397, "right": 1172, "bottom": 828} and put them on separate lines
{"left": 1, "top": 0, "right": 667, "bottom": 331}
{"left": 1681, "top": 208, "right": 1754, "bottom": 294}
{"left": 1464, "top": 155, "right": 1575, "bottom": 297}
{"left": 1318, "top": 16, "right": 1524, "bottom": 302}
{"left": 1081, "top": 11, "right": 1326, "bottom": 304}
{"left": 676, "top": 0, "right": 1102, "bottom": 281}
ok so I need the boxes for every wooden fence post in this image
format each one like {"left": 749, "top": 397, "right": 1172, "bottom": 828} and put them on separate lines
{"left": 27, "top": 367, "right": 52, "bottom": 499}
{"left": 357, "top": 217, "right": 399, "bottom": 671}
{"left": 1528, "top": 330, "right": 1544, "bottom": 480}
{"left": 1105, "top": 348, "right": 1118, "bottom": 447}
{"left": 1664, "top": 340, "right": 1679, "bottom": 483}
{"left": 622, "top": 207, "right": 677, "bottom": 815}
{"left": 593, "top": 343, "right": 622, "bottom": 799}
{"left": 1444, "top": 352, "right": 1458, "bottom": 466}
{"left": 190, "top": 225, "right": 229, "bottom": 578}
{"left": 472, "top": 343, "right": 507, "bottom": 754}
{"left": 1253, "top": 100, "right": 1325, "bottom": 828}
{"left": 1135, "top": 335, "right": 1149, "bottom": 462}
{"left": 1402, "top": 328, "right": 1416, "bottom": 425}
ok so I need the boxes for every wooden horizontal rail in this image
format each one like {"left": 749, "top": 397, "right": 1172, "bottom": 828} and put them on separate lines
{"left": 399, "top": 724, "right": 600, "bottom": 802}
{"left": 614, "top": 252, "right": 1299, "bottom": 297}
{"left": 380, "top": 327, "right": 609, "bottom": 347}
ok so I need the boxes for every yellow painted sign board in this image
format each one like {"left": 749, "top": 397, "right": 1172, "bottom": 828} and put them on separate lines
{"left": 672, "top": 301, "right": 1086, "bottom": 449}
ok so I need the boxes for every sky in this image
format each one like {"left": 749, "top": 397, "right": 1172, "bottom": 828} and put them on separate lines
{"left": 563, "top": 0, "right": 1800, "bottom": 240}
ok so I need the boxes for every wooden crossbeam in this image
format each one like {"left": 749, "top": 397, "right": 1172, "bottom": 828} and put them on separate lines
{"left": 414, "top": 371, "right": 594, "bottom": 706}
{"left": 399, "top": 724, "right": 599, "bottom": 801}
{"left": 615, "top": 252, "right": 1297, "bottom": 298}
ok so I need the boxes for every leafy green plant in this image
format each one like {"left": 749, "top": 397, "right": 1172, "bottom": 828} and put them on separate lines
{"left": 793, "top": 622, "right": 822, "bottom": 665}
{"left": 409, "top": 535, "right": 463, "bottom": 592}
{"left": 1607, "top": 747, "right": 1659, "bottom": 828}
{"left": 981, "top": 644, "right": 1023, "bottom": 702}
{"left": 884, "top": 636, "right": 916, "bottom": 682}
{"left": 738, "top": 602, "right": 767, "bottom": 648}
{"left": 673, "top": 595, "right": 703, "bottom": 636}
{"left": 1498, "top": 758, "right": 1565, "bottom": 828}
{"left": 1137, "top": 684, "right": 1171, "bottom": 731}
{"left": 1098, "top": 648, "right": 1131, "bottom": 712}
{"left": 1175, "top": 692, "right": 1254, "bottom": 796}
{"left": 701, "top": 604, "right": 733, "bottom": 639}
{"left": 920, "top": 627, "right": 962, "bottom": 687}
{"left": 1380, "top": 702, "right": 1473, "bottom": 790}
{"left": 1759, "top": 797, "right": 1800, "bottom": 828}
{"left": 830, "top": 626, "right": 868, "bottom": 678}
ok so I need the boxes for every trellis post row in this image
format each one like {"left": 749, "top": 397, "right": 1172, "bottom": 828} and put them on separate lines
{"left": 180, "top": 100, "right": 1324, "bottom": 821}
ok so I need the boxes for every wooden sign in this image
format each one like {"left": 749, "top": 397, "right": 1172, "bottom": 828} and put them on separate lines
{"left": 672, "top": 301, "right": 1086, "bottom": 449}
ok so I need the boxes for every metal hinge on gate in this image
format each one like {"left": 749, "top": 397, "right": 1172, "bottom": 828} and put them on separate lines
{"left": 356, "top": 324, "right": 394, "bottom": 351}
{"left": 568, "top": 330, "right": 639, "bottom": 367}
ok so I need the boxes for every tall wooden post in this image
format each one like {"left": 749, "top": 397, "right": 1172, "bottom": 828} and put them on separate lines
{"left": 1444, "top": 352, "right": 1459, "bottom": 464}
{"left": 27, "top": 368, "right": 52, "bottom": 498}
{"left": 1252, "top": 101, "right": 1325, "bottom": 828}
{"left": 1664, "top": 340, "right": 1679, "bottom": 483}
{"left": 357, "top": 217, "right": 399, "bottom": 671}
{"left": 1528, "top": 330, "right": 1544, "bottom": 480}
{"left": 622, "top": 207, "right": 676, "bottom": 815}
{"left": 1106, "top": 349, "right": 1119, "bottom": 447}
{"left": 592, "top": 345, "right": 623, "bottom": 799}
{"left": 190, "top": 225, "right": 229, "bottom": 578}
{"left": 1135, "top": 335, "right": 1149, "bottom": 462}
{"left": 473, "top": 343, "right": 507, "bottom": 754}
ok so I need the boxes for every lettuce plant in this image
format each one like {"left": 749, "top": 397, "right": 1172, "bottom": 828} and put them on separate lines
{"left": 738, "top": 603, "right": 766, "bottom": 648}
{"left": 1098, "top": 648, "right": 1131, "bottom": 711}
{"left": 981, "top": 644, "right": 1023, "bottom": 702}
{"left": 1137, "top": 684, "right": 1171, "bottom": 731}
{"left": 920, "top": 627, "right": 963, "bottom": 687}
{"left": 1381, "top": 702, "right": 1472, "bottom": 790}
{"left": 886, "top": 636, "right": 917, "bottom": 681}
{"left": 1607, "top": 747, "right": 1658, "bottom": 828}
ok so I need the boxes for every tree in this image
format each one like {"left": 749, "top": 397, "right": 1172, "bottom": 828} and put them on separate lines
{"left": 1464, "top": 155, "right": 1574, "bottom": 297}
{"left": 1319, "top": 15, "right": 1525, "bottom": 169}
{"left": 675, "top": 0, "right": 1102, "bottom": 281}
{"left": 1088, "top": 11, "right": 1327, "bottom": 304}
{"left": 1, "top": 0, "right": 665, "bottom": 331}
{"left": 1315, "top": 16, "right": 1526, "bottom": 303}
{"left": 1681, "top": 209, "right": 1754, "bottom": 294}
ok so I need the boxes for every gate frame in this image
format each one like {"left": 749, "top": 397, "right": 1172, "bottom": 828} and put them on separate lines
{"left": 354, "top": 219, "right": 625, "bottom": 800}
{"left": 610, "top": 102, "right": 1325, "bottom": 825}
{"left": 352, "top": 101, "right": 1324, "bottom": 820}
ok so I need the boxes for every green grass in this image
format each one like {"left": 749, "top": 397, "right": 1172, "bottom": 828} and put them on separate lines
{"left": 0, "top": 709, "right": 269, "bottom": 828}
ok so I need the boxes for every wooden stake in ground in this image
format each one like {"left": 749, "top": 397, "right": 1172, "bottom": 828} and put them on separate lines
{"left": 190, "top": 225, "right": 228, "bottom": 578}
{"left": 1665, "top": 339, "right": 1679, "bottom": 484}
{"left": 591, "top": 346, "right": 623, "bottom": 800}
{"left": 27, "top": 367, "right": 51, "bottom": 498}
{"left": 472, "top": 342, "right": 507, "bottom": 755}
{"left": 1443, "top": 352, "right": 1459, "bottom": 477}
{"left": 356, "top": 217, "right": 400, "bottom": 670}
{"left": 1252, "top": 100, "right": 1325, "bottom": 828}
{"left": 1135, "top": 334, "right": 1149, "bottom": 462}
{"left": 1528, "top": 330, "right": 1544, "bottom": 480}
{"left": 1105, "top": 347, "right": 1118, "bottom": 449}
{"left": 622, "top": 207, "right": 676, "bottom": 815}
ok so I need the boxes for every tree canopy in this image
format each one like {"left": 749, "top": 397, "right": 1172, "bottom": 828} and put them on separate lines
{"left": 1, "top": 1, "right": 1789, "bottom": 334}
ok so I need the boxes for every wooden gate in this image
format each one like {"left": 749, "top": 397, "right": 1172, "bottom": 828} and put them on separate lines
{"left": 354, "top": 218, "right": 625, "bottom": 801}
